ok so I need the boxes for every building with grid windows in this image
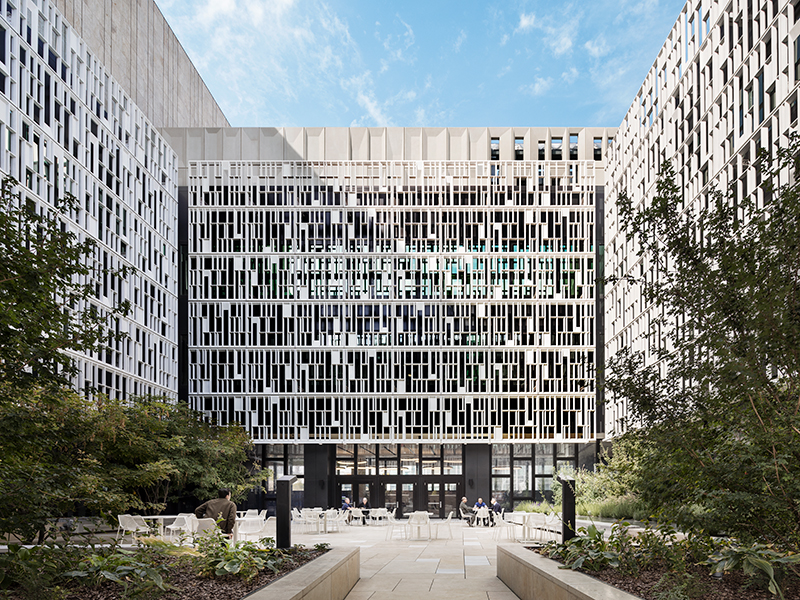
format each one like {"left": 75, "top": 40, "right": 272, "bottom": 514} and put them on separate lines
{"left": 161, "top": 126, "right": 613, "bottom": 513}
{"left": 0, "top": 0, "right": 225, "bottom": 403}
{"left": 13, "top": 0, "right": 800, "bottom": 516}
{"left": 604, "top": 0, "right": 800, "bottom": 436}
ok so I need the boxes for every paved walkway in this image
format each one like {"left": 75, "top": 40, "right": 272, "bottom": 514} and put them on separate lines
{"left": 291, "top": 517, "right": 520, "bottom": 600}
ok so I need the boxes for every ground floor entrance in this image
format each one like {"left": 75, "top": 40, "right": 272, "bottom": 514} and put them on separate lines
{"left": 337, "top": 477, "right": 462, "bottom": 518}
{"left": 244, "top": 441, "right": 599, "bottom": 516}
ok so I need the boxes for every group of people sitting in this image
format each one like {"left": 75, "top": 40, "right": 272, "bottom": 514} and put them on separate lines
{"left": 340, "top": 496, "right": 371, "bottom": 523}
{"left": 458, "top": 496, "right": 501, "bottom": 526}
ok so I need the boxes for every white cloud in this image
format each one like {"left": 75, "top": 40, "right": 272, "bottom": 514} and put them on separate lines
{"left": 585, "top": 35, "right": 609, "bottom": 58}
{"left": 415, "top": 107, "right": 426, "bottom": 125}
{"left": 515, "top": 12, "right": 536, "bottom": 33}
{"left": 500, "top": 33, "right": 509, "bottom": 46}
{"left": 377, "top": 14, "right": 417, "bottom": 73}
{"left": 547, "top": 22, "right": 575, "bottom": 55}
{"left": 356, "top": 91, "right": 392, "bottom": 126}
{"left": 561, "top": 67, "right": 579, "bottom": 83}
{"left": 454, "top": 30, "right": 467, "bottom": 53}
{"left": 520, "top": 76, "right": 553, "bottom": 96}
{"left": 497, "top": 63, "right": 512, "bottom": 78}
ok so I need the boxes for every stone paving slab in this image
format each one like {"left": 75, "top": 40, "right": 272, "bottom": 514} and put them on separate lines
{"left": 290, "top": 516, "right": 520, "bottom": 600}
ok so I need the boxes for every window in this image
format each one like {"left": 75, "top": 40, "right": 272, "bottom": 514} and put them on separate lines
{"left": 490, "top": 137, "right": 499, "bottom": 160}
{"left": 791, "top": 93, "right": 798, "bottom": 124}
{"left": 795, "top": 38, "right": 800, "bottom": 82}
{"left": 538, "top": 140, "right": 545, "bottom": 160}
{"left": 514, "top": 137, "right": 524, "bottom": 160}
{"left": 593, "top": 137, "right": 602, "bottom": 161}
{"left": 758, "top": 71, "right": 764, "bottom": 124}
{"left": 551, "top": 137, "right": 562, "bottom": 160}
{"left": 569, "top": 134, "right": 578, "bottom": 160}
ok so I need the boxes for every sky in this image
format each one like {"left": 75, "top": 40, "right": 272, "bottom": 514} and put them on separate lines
{"left": 157, "top": 0, "right": 686, "bottom": 129}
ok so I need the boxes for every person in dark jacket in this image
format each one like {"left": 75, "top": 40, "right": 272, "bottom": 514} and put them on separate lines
{"left": 195, "top": 488, "right": 237, "bottom": 535}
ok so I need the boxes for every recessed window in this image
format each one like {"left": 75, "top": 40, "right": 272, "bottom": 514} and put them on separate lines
{"left": 490, "top": 137, "right": 499, "bottom": 160}
{"left": 593, "top": 137, "right": 603, "bottom": 161}
{"left": 569, "top": 134, "right": 578, "bottom": 160}
{"left": 538, "top": 140, "right": 545, "bottom": 160}
{"left": 551, "top": 137, "right": 562, "bottom": 160}
{"left": 514, "top": 137, "right": 524, "bottom": 160}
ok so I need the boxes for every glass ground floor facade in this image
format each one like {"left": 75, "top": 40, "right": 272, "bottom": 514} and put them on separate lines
{"left": 246, "top": 441, "right": 600, "bottom": 517}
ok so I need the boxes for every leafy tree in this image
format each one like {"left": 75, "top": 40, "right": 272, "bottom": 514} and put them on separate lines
{"left": 0, "top": 389, "right": 262, "bottom": 543}
{"left": 0, "top": 178, "right": 262, "bottom": 542}
{"left": 0, "top": 176, "right": 130, "bottom": 391}
{"left": 607, "top": 135, "right": 800, "bottom": 549}
{"left": 92, "top": 395, "right": 261, "bottom": 508}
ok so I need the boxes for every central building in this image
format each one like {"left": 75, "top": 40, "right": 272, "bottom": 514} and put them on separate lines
{"left": 164, "top": 126, "right": 613, "bottom": 515}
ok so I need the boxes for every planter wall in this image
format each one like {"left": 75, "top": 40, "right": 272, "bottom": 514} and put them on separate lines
{"left": 497, "top": 544, "right": 640, "bottom": 600}
{"left": 246, "top": 546, "right": 359, "bottom": 600}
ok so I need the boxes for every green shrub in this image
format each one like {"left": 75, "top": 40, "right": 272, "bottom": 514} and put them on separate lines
{"left": 576, "top": 496, "right": 649, "bottom": 521}
{"left": 512, "top": 500, "right": 553, "bottom": 513}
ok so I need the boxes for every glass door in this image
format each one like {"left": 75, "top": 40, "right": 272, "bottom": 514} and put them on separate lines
{"left": 400, "top": 482, "right": 415, "bottom": 517}
{"left": 425, "top": 481, "right": 441, "bottom": 516}
{"left": 381, "top": 482, "right": 398, "bottom": 513}
{"left": 443, "top": 482, "right": 460, "bottom": 519}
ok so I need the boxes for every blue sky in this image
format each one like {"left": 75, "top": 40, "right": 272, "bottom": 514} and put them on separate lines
{"left": 157, "top": 0, "right": 685, "bottom": 128}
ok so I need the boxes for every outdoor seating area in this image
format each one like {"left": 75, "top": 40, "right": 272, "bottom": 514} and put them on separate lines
{"left": 115, "top": 511, "right": 277, "bottom": 545}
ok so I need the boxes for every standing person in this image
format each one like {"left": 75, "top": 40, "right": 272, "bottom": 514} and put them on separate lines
{"left": 195, "top": 488, "right": 237, "bottom": 535}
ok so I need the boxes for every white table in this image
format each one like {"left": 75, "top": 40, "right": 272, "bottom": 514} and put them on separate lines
{"left": 140, "top": 515, "right": 180, "bottom": 536}
{"left": 406, "top": 511, "right": 432, "bottom": 541}
{"left": 301, "top": 509, "right": 328, "bottom": 534}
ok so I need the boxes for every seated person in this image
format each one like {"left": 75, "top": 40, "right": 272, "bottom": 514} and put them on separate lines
{"left": 489, "top": 497, "right": 501, "bottom": 525}
{"left": 473, "top": 497, "right": 489, "bottom": 526}
{"left": 459, "top": 496, "right": 476, "bottom": 526}
{"left": 357, "top": 496, "right": 370, "bottom": 510}
{"left": 341, "top": 497, "right": 353, "bottom": 511}
{"left": 195, "top": 488, "right": 237, "bottom": 535}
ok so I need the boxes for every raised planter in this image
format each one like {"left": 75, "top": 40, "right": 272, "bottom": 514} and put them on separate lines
{"left": 245, "top": 546, "right": 359, "bottom": 600}
{"left": 497, "top": 544, "right": 640, "bottom": 600}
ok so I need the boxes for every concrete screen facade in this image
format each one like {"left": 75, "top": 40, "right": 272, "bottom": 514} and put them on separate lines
{"left": 10, "top": 0, "right": 796, "bottom": 513}
{"left": 604, "top": 0, "right": 800, "bottom": 436}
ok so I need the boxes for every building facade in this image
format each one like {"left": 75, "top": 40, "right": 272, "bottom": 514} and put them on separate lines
{"left": 162, "top": 126, "right": 613, "bottom": 513}
{"left": 15, "top": 0, "right": 796, "bottom": 516}
{"left": 604, "top": 0, "right": 800, "bottom": 436}
{"left": 0, "top": 0, "right": 214, "bottom": 400}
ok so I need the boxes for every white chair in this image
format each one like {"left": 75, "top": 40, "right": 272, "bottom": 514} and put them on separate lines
{"left": 349, "top": 507, "right": 366, "bottom": 525}
{"left": 258, "top": 509, "right": 270, "bottom": 519}
{"left": 292, "top": 507, "right": 307, "bottom": 533}
{"left": 492, "top": 511, "right": 515, "bottom": 541}
{"left": 116, "top": 514, "right": 151, "bottom": 543}
{"left": 543, "top": 512, "right": 561, "bottom": 542}
{"left": 244, "top": 508, "right": 259, "bottom": 518}
{"left": 385, "top": 508, "right": 406, "bottom": 541}
{"left": 302, "top": 508, "right": 324, "bottom": 533}
{"left": 406, "top": 511, "right": 431, "bottom": 541}
{"left": 194, "top": 517, "right": 218, "bottom": 538}
{"left": 519, "top": 512, "right": 545, "bottom": 542}
{"left": 435, "top": 511, "right": 454, "bottom": 540}
{"left": 237, "top": 517, "right": 276, "bottom": 543}
{"left": 164, "top": 513, "right": 193, "bottom": 541}
{"left": 325, "top": 508, "right": 341, "bottom": 533}
{"left": 459, "top": 507, "right": 474, "bottom": 526}
{"left": 369, "top": 507, "right": 388, "bottom": 526}
{"left": 475, "top": 506, "right": 491, "bottom": 527}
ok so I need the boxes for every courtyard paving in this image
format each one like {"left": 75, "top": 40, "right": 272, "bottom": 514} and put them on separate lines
{"left": 291, "top": 517, "right": 520, "bottom": 600}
